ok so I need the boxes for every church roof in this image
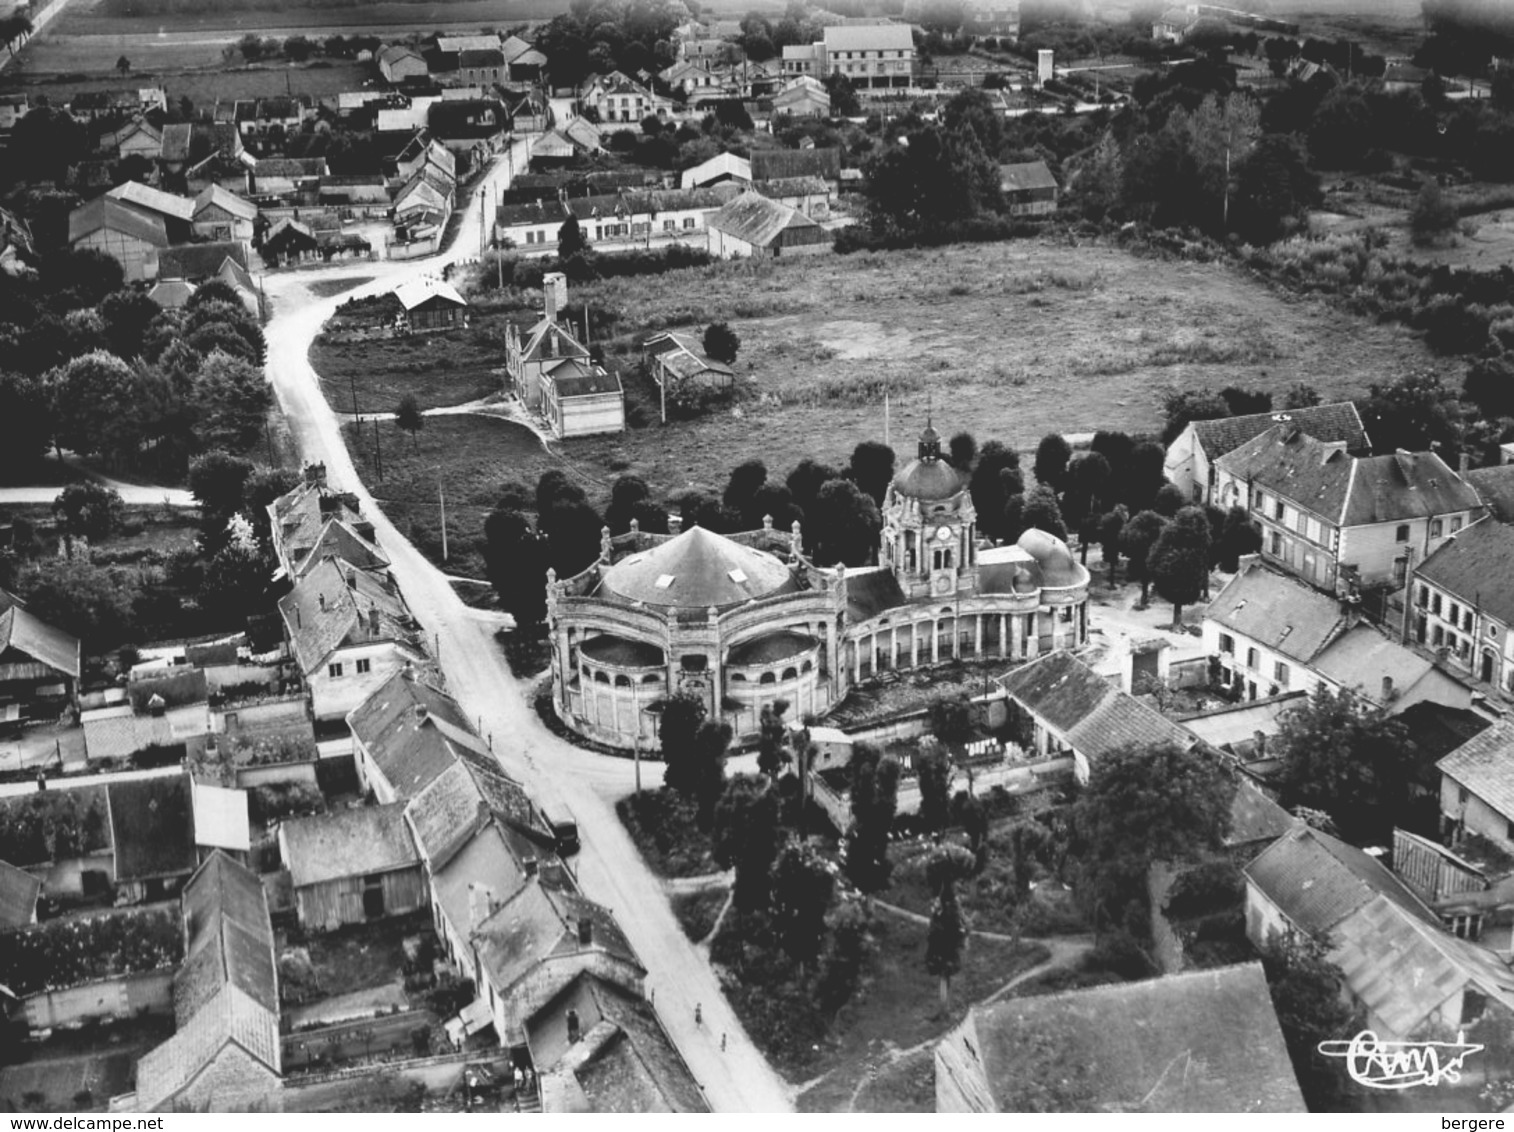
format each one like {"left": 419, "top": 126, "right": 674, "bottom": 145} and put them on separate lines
{"left": 599, "top": 526, "right": 796, "bottom": 610}
{"left": 891, "top": 456, "right": 965, "bottom": 502}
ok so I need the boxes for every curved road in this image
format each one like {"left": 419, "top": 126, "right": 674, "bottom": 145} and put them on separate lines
{"left": 261, "top": 142, "right": 793, "bottom": 1113}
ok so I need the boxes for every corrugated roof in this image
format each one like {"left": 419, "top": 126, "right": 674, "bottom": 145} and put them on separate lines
{"left": 1189, "top": 403, "right": 1368, "bottom": 460}
{"left": 1204, "top": 563, "right": 1349, "bottom": 664}
{"left": 0, "top": 859, "right": 41, "bottom": 929}
{"left": 1439, "top": 720, "right": 1514, "bottom": 821}
{"left": 996, "top": 650, "right": 1199, "bottom": 769}
{"left": 281, "top": 803, "right": 418, "bottom": 887}
{"left": 0, "top": 604, "right": 79, "bottom": 679}
{"left": 1243, "top": 824, "right": 1439, "bottom": 936}
{"left": 1417, "top": 516, "right": 1514, "bottom": 628}
{"left": 944, "top": 963, "right": 1306, "bottom": 1112}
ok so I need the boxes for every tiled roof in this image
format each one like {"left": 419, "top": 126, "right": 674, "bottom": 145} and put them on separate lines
{"left": 406, "top": 759, "right": 490, "bottom": 867}
{"left": 749, "top": 146, "right": 841, "bottom": 181}
{"left": 348, "top": 668, "right": 484, "bottom": 801}
{"left": 999, "top": 161, "right": 1058, "bottom": 192}
{"left": 68, "top": 196, "right": 168, "bottom": 246}
{"left": 1188, "top": 402, "right": 1368, "bottom": 460}
{"left": 1439, "top": 720, "right": 1514, "bottom": 820}
{"left": 435, "top": 34, "right": 501, "bottom": 53}
{"left": 156, "top": 240, "right": 250, "bottom": 282}
{"left": 1243, "top": 824, "right": 1439, "bottom": 936}
{"left": 1219, "top": 425, "right": 1481, "bottom": 527}
{"left": 148, "top": 279, "right": 197, "bottom": 308}
{"left": 1204, "top": 563, "right": 1349, "bottom": 664}
{"left": 292, "top": 517, "right": 388, "bottom": 579}
{"left": 845, "top": 568, "right": 908, "bottom": 621}
{"left": 1311, "top": 624, "right": 1444, "bottom": 706}
{"left": 134, "top": 985, "right": 280, "bottom": 1112}
{"left": 1331, "top": 893, "right": 1514, "bottom": 1039}
{"left": 277, "top": 556, "right": 421, "bottom": 675}
{"left": 430, "top": 820, "right": 529, "bottom": 939}
{"left": 106, "top": 181, "right": 195, "bottom": 222}
{"left": 1465, "top": 463, "right": 1514, "bottom": 523}
{"left": 938, "top": 963, "right": 1306, "bottom": 1112}
{"left": 268, "top": 480, "right": 364, "bottom": 571}
{"left": 1227, "top": 778, "right": 1297, "bottom": 848}
{"left": 108, "top": 774, "right": 196, "bottom": 882}
{"left": 576, "top": 977, "right": 707, "bottom": 1112}
{"left": 474, "top": 880, "right": 642, "bottom": 1001}
{"left": 707, "top": 191, "right": 824, "bottom": 247}
{"left": 281, "top": 803, "right": 418, "bottom": 887}
{"left": 0, "top": 604, "right": 79, "bottom": 678}
{"left": 0, "top": 858, "right": 41, "bottom": 929}
{"left": 1417, "top": 516, "right": 1514, "bottom": 627}
{"left": 176, "top": 851, "right": 278, "bottom": 1021}
{"left": 159, "top": 122, "right": 193, "bottom": 162}
{"left": 996, "top": 650, "right": 1199, "bottom": 768}
{"left": 193, "top": 184, "right": 257, "bottom": 221}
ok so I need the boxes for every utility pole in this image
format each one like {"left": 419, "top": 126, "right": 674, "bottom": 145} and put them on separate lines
{"left": 1222, "top": 141, "right": 1231, "bottom": 231}
{"left": 374, "top": 415, "right": 383, "bottom": 480}
{"left": 439, "top": 474, "right": 448, "bottom": 561}
{"left": 349, "top": 372, "right": 359, "bottom": 418}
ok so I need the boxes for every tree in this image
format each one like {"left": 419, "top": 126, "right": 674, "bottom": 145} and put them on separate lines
{"left": 187, "top": 452, "right": 254, "bottom": 549}
{"left": 756, "top": 700, "right": 792, "bottom": 778}
{"left": 1120, "top": 510, "right": 1167, "bottom": 605}
{"left": 1160, "top": 388, "right": 1230, "bottom": 446}
{"left": 844, "top": 743, "right": 899, "bottom": 892}
{"left": 811, "top": 478, "right": 880, "bottom": 566}
{"left": 847, "top": 440, "right": 895, "bottom": 507}
{"left": 1098, "top": 506, "right": 1127, "bottom": 586}
{"left": 48, "top": 351, "right": 142, "bottom": 466}
{"left": 947, "top": 431, "right": 977, "bottom": 472}
{"left": 1260, "top": 932, "right": 1361, "bottom": 1111}
{"left": 1282, "top": 381, "right": 1321, "bottom": 409}
{"left": 52, "top": 481, "right": 124, "bottom": 543}
{"left": 1411, "top": 177, "right": 1458, "bottom": 246}
{"left": 968, "top": 441, "right": 1021, "bottom": 540}
{"left": 482, "top": 509, "right": 548, "bottom": 628}
{"left": 722, "top": 458, "right": 768, "bottom": 526}
{"left": 1073, "top": 741, "right": 1235, "bottom": 935}
{"left": 770, "top": 842, "right": 835, "bottom": 969}
{"left": 558, "top": 214, "right": 587, "bottom": 258}
{"left": 713, "top": 774, "right": 782, "bottom": 911}
{"left": 916, "top": 745, "right": 953, "bottom": 835}
{"left": 661, "top": 690, "right": 709, "bottom": 796}
{"left": 703, "top": 321, "right": 740, "bottom": 364}
{"left": 1032, "top": 432, "right": 1071, "bottom": 493}
{"left": 1148, "top": 509, "right": 1209, "bottom": 627}
{"left": 925, "top": 872, "right": 969, "bottom": 1010}
{"left": 825, "top": 71, "right": 860, "bottom": 116}
{"left": 395, "top": 393, "right": 425, "bottom": 453}
{"left": 199, "top": 513, "right": 269, "bottom": 621}
{"left": 605, "top": 474, "right": 665, "bottom": 534}
{"left": 816, "top": 898, "right": 872, "bottom": 1012}
{"left": 1274, "top": 685, "right": 1415, "bottom": 844}
{"left": 192, "top": 350, "right": 272, "bottom": 455}
{"left": 692, "top": 719, "right": 732, "bottom": 828}
{"left": 1215, "top": 505, "right": 1261, "bottom": 571}
{"left": 1233, "top": 132, "right": 1319, "bottom": 243}
{"left": 98, "top": 289, "right": 162, "bottom": 361}
{"left": 1071, "top": 131, "right": 1125, "bottom": 221}
{"left": 116, "top": 54, "right": 131, "bottom": 75}
{"left": 0, "top": 372, "right": 52, "bottom": 477}
{"left": 928, "top": 695, "right": 973, "bottom": 744}
{"left": 16, "top": 558, "right": 137, "bottom": 646}
{"left": 1021, "top": 484, "right": 1068, "bottom": 542}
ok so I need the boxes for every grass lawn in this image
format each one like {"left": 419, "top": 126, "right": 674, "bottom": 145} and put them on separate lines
{"left": 671, "top": 887, "right": 729, "bottom": 943}
{"left": 55, "top": 0, "right": 566, "bottom": 36}
{"left": 342, "top": 413, "right": 574, "bottom": 580}
{"left": 615, "top": 787, "right": 718, "bottom": 879}
{"left": 764, "top": 913, "right": 1047, "bottom": 1112}
{"left": 285, "top": 911, "right": 430, "bottom": 1003}
{"left": 3, "top": 58, "right": 371, "bottom": 107}
{"left": 474, "top": 238, "right": 1444, "bottom": 503}
{"left": 312, "top": 329, "right": 506, "bottom": 416}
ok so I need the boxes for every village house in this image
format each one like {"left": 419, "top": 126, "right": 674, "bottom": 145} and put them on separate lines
{"left": 783, "top": 24, "right": 914, "bottom": 89}
{"left": 0, "top": 602, "right": 80, "bottom": 712}
{"left": 540, "top": 359, "right": 625, "bottom": 439}
{"left": 1465, "top": 462, "right": 1514, "bottom": 523}
{"left": 1204, "top": 560, "right": 1472, "bottom": 712}
{"left": 394, "top": 131, "right": 458, "bottom": 184}
{"left": 505, "top": 273, "right": 592, "bottom": 410}
{"left": 1153, "top": 6, "right": 1201, "bottom": 41}
{"left": 706, "top": 191, "right": 831, "bottom": 259}
{"left": 104, "top": 117, "right": 164, "bottom": 162}
{"left": 998, "top": 160, "right": 1059, "bottom": 216}
{"left": 528, "top": 118, "right": 604, "bottom": 169}
{"left": 108, "top": 774, "right": 198, "bottom": 904}
{"left": 105, "top": 181, "right": 196, "bottom": 242}
{"left": 1411, "top": 516, "right": 1514, "bottom": 699}
{"left": 1163, "top": 402, "right": 1369, "bottom": 505}
{"left": 184, "top": 149, "right": 255, "bottom": 197}
{"left": 1439, "top": 720, "right": 1514, "bottom": 855}
{"left": 427, "top": 98, "right": 510, "bottom": 159}
{"left": 501, "top": 34, "right": 546, "bottom": 81}
{"left": 935, "top": 963, "right": 1305, "bottom": 1112}
{"left": 750, "top": 145, "right": 842, "bottom": 185}
{"left": 154, "top": 243, "right": 259, "bottom": 315}
{"left": 133, "top": 853, "right": 282, "bottom": 1112}
{"left": 251, "top": 156, "right": 328, "bottom": 199}
{"left": 679, "top": 150, "right": 752, "bottom": 190}
{"left": 394, "top": 275, "right": 468, "bottom": 333}
{"left": 581, "top": 71, "right": 669, "bottom": 125}
{"left": 497, "top": 185, "right": 737, "bottom": 252}
{"left": 260, "top": 218, "right": 321, "bottom": 266}
{"left": 773, "top": 75, "right": 832, "bottom": 117}
{"left": 347, "top": 666, "right": 490, "bottom": 804}
{"left": 68, "top": 195, "right": 168, "bottom": 281}
{"left": 191, "top": 185, "right": 257, "bottom": 243}
{"left": 751, "top": 175, "right": 833, "bottom": 219}
{"left": 0, "top": 92, "right": 29, "bottom": 130}
{"left": 190, "top": 781, "right": 251, "bottom": 868}
{"left": 1244, "top": 824, "right": 1514, "bottom": 1041}
{"left": 266, "top": 469, "right": 385, "bottom": 582}
{"left": 392, "top": 164, "right": 456, "bottom": 223}
{"left": 82, "top": 666, "right": 211, "bottom": 762}
{"left": 548, "top": 423, "right": 1092, "bottom": 749}
{"left": 1213, "top": 423, "right": 1483, "bottom": 592}
{"left": 276, "top": 555, "right": 429, "bottom": 724}
{"left": 278, "top": 803, "right": 426, "bottom": 930}
{"left": 996, "top": 649, "right": 1200, "bottom": 783}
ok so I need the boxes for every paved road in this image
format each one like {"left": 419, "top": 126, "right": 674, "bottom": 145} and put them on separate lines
{"left": 260, "top": 138, "right": 794, "bottom": 1113}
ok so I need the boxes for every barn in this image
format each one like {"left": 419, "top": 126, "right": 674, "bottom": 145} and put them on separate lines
{"left": 394, "top": 276, "right": 468, "bottom": 334}
{"left": 706, "top": 192, "right": 831, "bottom": 259}
{"left": 278, "top": 804, "right": 426, "bottom": 931}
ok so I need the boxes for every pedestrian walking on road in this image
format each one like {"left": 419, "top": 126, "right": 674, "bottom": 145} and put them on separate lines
{"left": 721, "top": 1032, "right": 727, "bottom": 1052}
{"left": 694, "top": 1003, "right": 702, "bottom": 1026}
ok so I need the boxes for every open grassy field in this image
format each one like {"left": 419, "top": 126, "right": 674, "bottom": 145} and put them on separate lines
{"left": 312, "top": 331, "right": 505, "bottom": 416}
{"left": 478, "top": 238, "right": 1445, "bottom": 504}
{"left": 53, "top": 0, "right": 564, "bottom": 36}
{"left": 3, "top": 56, "right": 370, "bottom": 106}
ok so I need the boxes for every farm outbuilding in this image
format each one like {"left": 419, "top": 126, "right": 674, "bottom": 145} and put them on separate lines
{"left": 0, "top": 603, "right": 80, "bottom": 711}
{"left": 394, "top": 276, "right": 468, "bottom": 333}
{"left": 278, "top": 803, "right": 426, "bottom": 931}
{"left": 705, "top": 192, "right": 831, "bottom": 259}
{"left": 999, "top": 161, "right": 1059, "bottom": 216}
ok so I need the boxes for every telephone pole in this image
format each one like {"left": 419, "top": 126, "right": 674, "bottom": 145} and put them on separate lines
{"left": 438, "top": 472, "right": 448, "bottom": 561}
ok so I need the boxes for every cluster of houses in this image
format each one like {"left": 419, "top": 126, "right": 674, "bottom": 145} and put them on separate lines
{"left": 0, "top": 462, "right": 703, "bottom": 1112}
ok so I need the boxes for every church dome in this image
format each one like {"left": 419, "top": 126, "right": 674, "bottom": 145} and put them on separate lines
{"left": 1017, "top": 528, "right": 1084, "bottom": 589}
{"left": 891, "top": 458, "right": 967, "bottom": 502}
{"left": 601, "top": 525, "right": 795, "bottom": 609}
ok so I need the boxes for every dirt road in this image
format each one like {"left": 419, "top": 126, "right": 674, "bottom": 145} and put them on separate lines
{"left": 260, "top": 140, "right": 794, "bottom": 1113}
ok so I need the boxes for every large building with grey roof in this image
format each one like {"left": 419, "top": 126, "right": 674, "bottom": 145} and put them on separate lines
{"left": 547, "top": 420, "right": 1089, "bottom": 750}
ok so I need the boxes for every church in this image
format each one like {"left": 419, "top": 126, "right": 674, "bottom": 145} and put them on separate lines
{"left": 545, "top": 422, "right": 1092, "bottom": 749}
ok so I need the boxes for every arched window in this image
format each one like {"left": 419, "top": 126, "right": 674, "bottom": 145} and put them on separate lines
{"left": 729, "top": 672, "right": 748, "bottom": 682}
{"left": 641, "top": 673, "right": 661, "bottom": 684}
{"left": 594, "top": 671, "right": 610, "bottom": 684}
{"left": 614, "top": 674, "right": 631, "bottom": 687}
{"left": 759, "top": 671, "right": 777, "bottom": 685}
{"left": 782, "top": 667, "right": 798, "bottom": 681}
{"left": 801, "top": 660, "right": 813, "bottom": 673}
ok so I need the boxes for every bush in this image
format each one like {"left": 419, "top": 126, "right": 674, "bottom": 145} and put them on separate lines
{"left": 616, "top": 787, "right": 717, "bottom": 877}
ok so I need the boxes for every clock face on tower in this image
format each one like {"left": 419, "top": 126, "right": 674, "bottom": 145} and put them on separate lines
{"left": 934, "top": 575, "right": 952, "bottom": 594}
{"left": 936, "top": 525, "right": 952, "bottom": 542}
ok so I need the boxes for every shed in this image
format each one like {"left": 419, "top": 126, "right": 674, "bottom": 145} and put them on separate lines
{"left": 277, "top": 804, "right": 425, "bottom": 930}
{"left": 998, "top": 161, "right": 1059, "bottom": 216}
{"left": 0, "top": 858, "right": 41, "bottom": 929}
{"left": 0, "top": 604, "right": 80, "bottom": 708}
{"left": 394, "top": 275, "right": 468, "bottom": 332}
{"left": 705, "top": 192, "right": 830, "bottom": 259}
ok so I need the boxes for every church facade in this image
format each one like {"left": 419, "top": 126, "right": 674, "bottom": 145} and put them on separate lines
{"left": 545, "top": 424, "right": 1092, "bottom": 749}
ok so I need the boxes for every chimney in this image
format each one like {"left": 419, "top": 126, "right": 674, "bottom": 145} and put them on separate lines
{"left": 415, "top": 703, "right": 429, "bottom": 724}
{"left": 577, "top": 916, "right": 593, "bottom": 946}
{"left": 1460, "top": 451, "right": 1471, "bottom": 478}
{"left": 566, "top": 1008, "right": 581, "bottom": 1044}
{"left": 318, "top": 593, "right": 327, "bottom": 612}
{"left": 469, "top": 882, "right": 495, "bottom": 931}
{"left": 303, "top": 462, "right": 327, "bottom": 487}
{"left": 668, "top": 511, "right": 683, "bottom": 535}
{"left": 543, "top": 271, "right": 567, "bottom": 322}
{"left": 147, "top": 692, "right": 167, "bottom": 718}
{"left": 1253, "top": 730, "right": 1266, "bottom": 757}
{"left": 523, "top": 856, "right": 539, "bottom": 877}
{"left": 1382, "top": 675, "right": 1397, "bottom": 702}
